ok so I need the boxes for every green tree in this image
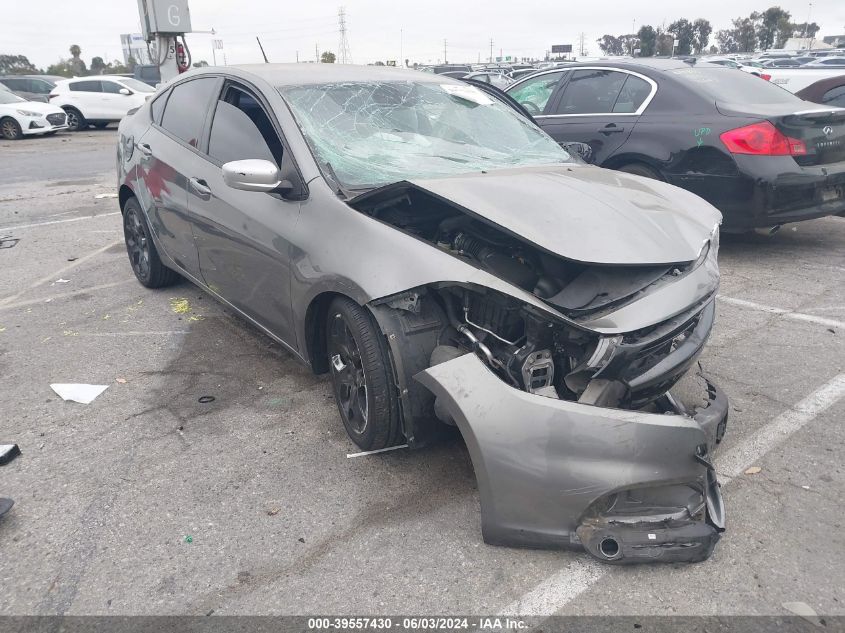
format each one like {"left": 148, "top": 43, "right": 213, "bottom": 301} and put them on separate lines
{"left": 692, "top": 19, "right": 713, "bottom": 53}
{"left": 320, "top": 51, "right": 336, "bottom": 63}
{"left": 68, "top": 44, "right": 87, "bottom": 75}
{"left": 716, "top": 28, "right": 740, "bottom": 53}
{"left": 45, "top": 59, "right": 73, "bottom": 77}
{"left": 90, "top": 56, "right": 107, "bottom": 75}
{"left": 791, "top": 22, "right": 820, "bottom": 38}
{"left": 732, "top": 16, "right": 758, "bottom": 52}
{"left": 596, "top": 34, "right": 624, "bottom": 56}
{"left": 757, "top": 7, "right": 791, "bottom": 50}
{"left": 0, "top": 54, "right": 38, "bottom": 74}
{"left": 656, "top": 28, "right": 675, "bottom": 56}
{"left": 667, "top": 19, "right": 695, "bottom": 55}
{"left": 636, "top": 25, "right": 657, "bottom": 57}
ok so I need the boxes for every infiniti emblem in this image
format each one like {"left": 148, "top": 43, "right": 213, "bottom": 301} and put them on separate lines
{"left": 823, "top": 125, "right": 834, "bottom": 136}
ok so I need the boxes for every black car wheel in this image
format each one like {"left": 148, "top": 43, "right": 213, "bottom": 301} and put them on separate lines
{"left": 122, "top": 197, "right": 180, "bottom": 288}
{"left": 326, "top": 297, "right": 400, "bottom": 451}
{"left": 64, "top": 108, "right": 86, "bottom": 132}
{"left": 618, "top": 162, "right": 663, "bottom": 181}
{"left": 0, "top": 117, "right": 22, "bottom": 140}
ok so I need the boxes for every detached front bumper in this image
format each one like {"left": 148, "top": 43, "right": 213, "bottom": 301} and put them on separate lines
{"left": 415, "top": 353, "right": 728, "bottom": 564}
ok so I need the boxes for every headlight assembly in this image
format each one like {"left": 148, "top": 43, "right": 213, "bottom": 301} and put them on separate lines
{"left": 16, "top": 110, "right": 42, "bottom": 117}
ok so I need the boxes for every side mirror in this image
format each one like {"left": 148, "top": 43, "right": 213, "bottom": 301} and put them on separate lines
{"left": 222, "top": 159, "right": 292, "bottom": 193}
{"left": 561, "top": 141, "right": 593, "bottom": 164}
{"left": 119, "top": 88, "right": 132, "bottom": 95}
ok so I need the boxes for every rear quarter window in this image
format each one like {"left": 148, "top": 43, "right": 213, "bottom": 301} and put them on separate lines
{"left": 668, "top": 67, "right": 798, "bottom": 105}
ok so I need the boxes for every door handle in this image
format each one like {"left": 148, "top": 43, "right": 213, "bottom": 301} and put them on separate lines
{"left": 599, "top": 124, "right": 625, "bottom": 135}
{"left": 137, "top": 142, "right": 153, "bottom": 157}
{"left": 189, "top": 177, "right": 212, "bottom": 197}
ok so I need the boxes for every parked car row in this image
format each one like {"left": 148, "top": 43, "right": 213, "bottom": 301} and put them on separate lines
{"left": 0, "top": 74, "right": 155, "bottom": 139}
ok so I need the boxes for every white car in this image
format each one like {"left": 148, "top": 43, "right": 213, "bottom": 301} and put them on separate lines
{"left": 0, "top": 90, "right": 68, "bottom": 140}
{"left": 48, "top": 76, "right": 155, "bottom": 131}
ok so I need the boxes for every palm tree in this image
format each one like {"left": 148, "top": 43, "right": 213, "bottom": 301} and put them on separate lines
{"left": 70, "top": 44, "right": 81, "bottom": 59}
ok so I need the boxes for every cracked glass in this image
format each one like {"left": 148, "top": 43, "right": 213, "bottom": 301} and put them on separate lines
{"left": 280, "top": 80, "right": 573, "bottom": 190}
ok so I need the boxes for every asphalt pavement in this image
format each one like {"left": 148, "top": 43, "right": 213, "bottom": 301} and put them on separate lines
{"left": 0, "top": 130, "right": 843, "bottom": 616}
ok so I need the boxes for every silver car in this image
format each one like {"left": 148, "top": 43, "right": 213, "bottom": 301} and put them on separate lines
{"left": 117, "top": 64, "right": 728, "bottom": 564}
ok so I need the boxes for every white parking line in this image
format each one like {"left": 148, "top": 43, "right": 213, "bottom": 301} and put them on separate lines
{"left": 0, "top": 239, "right": 122, "bottom": 307}
{"left": 716, "top": 373, "right": 845, "bottom": 481}
{"left": 498, "top": 373, "right": 845, "bottom": 616}
{"left": 0, "top": 280, "right": 134, "bottom": 312}
{"left": 0, "top": 211, "right": 120, "bottom": 232}
{"left": 717, "top": 295, "right": 844, "bottom": 329}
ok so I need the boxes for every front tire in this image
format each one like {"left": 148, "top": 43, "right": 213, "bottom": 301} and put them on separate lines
{"left": 122, "top": 197, "right": 180, "bottom": 288}
{"left": 64, "top": 107, "right": 86, "bottom": 131}
{"left": 0, "top": 117, "right": 22, "bottom": 140}
{"left": 326, "top": 297, "right": 401, "bottom": 451}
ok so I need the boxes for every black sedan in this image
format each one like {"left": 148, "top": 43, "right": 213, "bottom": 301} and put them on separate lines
{"left": 504, "top": 59, "right": 845, "bottom": 231}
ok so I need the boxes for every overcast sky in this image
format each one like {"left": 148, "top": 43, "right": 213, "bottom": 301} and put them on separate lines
{"left": 2, "top": 0, "right": 842, "bottom": 69}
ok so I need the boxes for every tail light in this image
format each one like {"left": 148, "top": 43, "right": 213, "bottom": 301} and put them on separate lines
{"left": 720, "top": 121, "right": 807, "bottom": 156}
{"left": 760, "top": 73, "right": 772, "bottom": 81}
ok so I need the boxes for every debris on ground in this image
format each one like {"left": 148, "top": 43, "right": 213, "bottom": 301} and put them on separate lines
{"left": 50, "top": 383, "right": 109, "bottom": 404}
{"left": 115, "top": 378, "right": 127, "bottom": 384}
{"left": 198, "top": 396, "right": 215, "bottom": 404}
{"left": 94, "top": 193, "right": 119, "bottom": 199}
{"left": 346, "top": 444, "right": 409, "bottom": 458}
{"left": 170, "top": 298, "right": 191, "bottom": 314}
{"left": 744, "top": 466, "right": 762, "bottom": 475}
{"left": 782, "top": 601, "right": 822, "bottom": 626}
{"left": 0, "top": 444, "right": 21, "bottom": 466}
{"left": 267, "top": 507, "right": 280, "bottom": 516}
{"left": 54, "top": 279, "right": 70, "bottom": 284}
{"left": 0, "top": 498, "right": 13, "bottom": 520}
{"left": 184, "top": 535, "right": 193, "bottom": 543}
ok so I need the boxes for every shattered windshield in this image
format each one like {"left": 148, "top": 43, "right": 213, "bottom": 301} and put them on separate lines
{"left": 280, "top": 80, "right": 572, "bottom": 190}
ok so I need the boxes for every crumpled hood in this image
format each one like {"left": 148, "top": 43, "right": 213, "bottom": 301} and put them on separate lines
{"left": 409, "top": 164, "right": 722, "bottom": 265}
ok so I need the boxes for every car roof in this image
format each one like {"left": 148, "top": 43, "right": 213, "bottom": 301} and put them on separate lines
{"left": 528, "top": 58, "right": 693, "bottom": 74}
{"left": 203, "top": 63, "right": 456, "bottom": 86}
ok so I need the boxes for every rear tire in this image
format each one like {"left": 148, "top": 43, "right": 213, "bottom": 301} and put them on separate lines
{"left": 64, "top": 107, "right": 86, "bottom": 132}
{"left": 0, "top": 117, "right": 22, "bottom": 140}
{"left": 617, "top": 162, "right": 663, "bottom": 181}
{"left": 326, "top": 297, "right": 401, "bottom": 451}
{"left": 122, "top": 197, "right": 180, "bottom": 288}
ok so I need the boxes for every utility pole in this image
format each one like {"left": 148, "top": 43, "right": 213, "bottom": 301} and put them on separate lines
{"left": 400, "top": 28, "right": 403, "bottom": 67}
{"left": 579, "top": 32, "right": 585, "bottom": 56}
{"left": 489, "top": 38, "right": 494, "bottom": 63}
{"left": 338, "top": 6, "right": 352, "bottom": 64}
{"left": 316, "top": 43, "right": 319, "bottom": 63}
{"left": 443, "top": 39, "right": 447, "bottom": 64}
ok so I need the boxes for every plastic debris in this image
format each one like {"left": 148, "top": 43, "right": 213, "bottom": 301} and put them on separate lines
{"left": 55, "top": 279, "right": 70, "bottom": 284}
{"left": 744, "top": 466, "right": 762, "bottom": 475}
{"left": 94, "top": 193, "right": 119, "bottom": 199}
{"left": 198, "top": 396, "right": 215, "bottom": 404}
{"left": 0, "top": 444, "right": 21, "bottom": 466}
{"left": 346, "top": 444, "right": 409, "bottom": 458}
{"left": 782, "top": 601, "right": 821, "bottom": 626}
{"left": 184, "top": 535, "right": 193, "bottom": 543}
{"left": 50, "top": 383, "right": 109, "bottom": 404}
{"left": 115, "top": 378, "right": 127, "bottom": 384}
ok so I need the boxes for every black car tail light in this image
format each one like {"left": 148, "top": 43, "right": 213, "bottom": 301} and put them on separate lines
{"left": 720, "top": 121, "right": 807, "bottom": 156}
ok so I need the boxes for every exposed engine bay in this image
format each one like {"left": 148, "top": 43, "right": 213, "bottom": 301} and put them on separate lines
{"left": 353, "top": 184, "right": 718, "bottom": 411}
{"left": 351, "top": 185, "right": 697, "bottom": 320}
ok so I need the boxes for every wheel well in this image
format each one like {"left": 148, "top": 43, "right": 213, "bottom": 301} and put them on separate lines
{"left": 304, "top": 291, "right": 346, "bottom": 375}
{"left": 118, "top": 185, "right": 135, "bottom": 213}
{"left": 605, "top": 157, "right": 664, "bottom": 180}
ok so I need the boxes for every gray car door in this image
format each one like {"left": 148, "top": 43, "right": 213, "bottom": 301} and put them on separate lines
{"left": 187, "top": 81, "right": 299, "bottom": 346}
{"left": 138, "top": 76, "right": 219, "bottom": 276}
{"left": 538, "top": 68, "right": 655, "bottom": 164}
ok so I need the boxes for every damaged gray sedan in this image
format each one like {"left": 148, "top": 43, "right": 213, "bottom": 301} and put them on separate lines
{"left": 117, "top": 64, "right": 728, "bottom": 564}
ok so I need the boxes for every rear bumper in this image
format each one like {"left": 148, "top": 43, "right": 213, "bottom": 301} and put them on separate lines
{"left": 415, "top": 353, "right": 728, "bottom": 564}
{"left": 668, "top": 156, "right": 845, "bottom": 230}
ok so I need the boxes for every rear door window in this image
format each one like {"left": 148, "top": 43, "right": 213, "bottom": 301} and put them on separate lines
{"left": 507, "top": 71, "right": 565, "bottom": 115}
{"left": 554, "top": 69, "right": 628, "bottom": 115}
{"left": 668, "top": 67, "right": 798, "bottom": 105}
{"left": 208, "top": 86, "right": 281, "bottom": 165}
{"left": 822, "top": 86, "right": 845, "bottom": 107}
{"left": 159, "top": 77, "right": 218, "bottom": 148}
{"left": 69, "top": 81, "right": 102, "bottom": 92}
